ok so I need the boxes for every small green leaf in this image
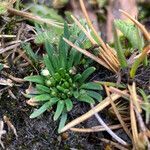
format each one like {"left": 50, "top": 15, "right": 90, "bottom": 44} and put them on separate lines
{"left": 86, "top": 90, "right": 102, "bottom": 102}
{"left": 58, "top": 113, "right": 67, "bottom": 133}
{"left": 79, "top": 67, "right": 96, "bottom": 83}
{"left": 65, "top": 99, "right": 73, "bottom": 111}
{"left": 30, "top": 101, "right": 52, "bottom": 118}
{"left": 78, "top": 94, "right": 95, "bottom": 104}
{"left": 36, "top": 84, "right": 50, "bottom": 93}
{"left": 24, "top": 75, "right": 44, "bottom": 84}
{"left": 58, "top": 23, "right": 70, "bottom": 69}
{"left": 45, "top": 42, "right": 60, "bottom": 71}
{"left": 33, "top": 94, "right": 51, "bottom": 102}
{"left": 73, "top": 91, "right": 80, "bottom": 98}
{"left": 73, "top": 73, "right": 82, "bottom": 81}
{"left": 43, "top": 55, "right": 55, "bottom": 75}
{"left": 81, "top": 82, "right": 102, "bottom": 90}
{"left": 50, "top": 97, "right": 59, "bottom": 104}
{"left": 54, "top": 101, "right": 65, "bottom": 121}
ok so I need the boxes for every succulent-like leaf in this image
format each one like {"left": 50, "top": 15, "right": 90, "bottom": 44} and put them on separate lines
{"left": 86, "top": 90, "right": 102, "bottom": 102}
{"left": 81, "top": 82, "right": 102, "bottom": 90}
{"left": 30, "top": 101, "right": 52, "bottom": 118}
{"left": 58, "top": 113, "right": 67, "bottom": 133}
{"left": 33, "top": 94, "right": 51, "bottom": 102}
{"left": 78, "top": 94, "right": 95, "bottom": 104}
{"left": 79, "top": 67, "right": 96, "bottom": 83}
{"left": 54, "top": 100, "right": 65, "bottom": 121}
{"left": 65, "top": 99, "right": 73, "bottom": 111}
{"left": 36, "top": 84, "right": 50, "bottom": 93}
{"left": 24, "top": 75, "right": 44, "bottom": 84}
{"left": 73, "top": 91, "right": 80, "bottom": 99}
{"left": 73, "top": 73, "right": 82, "bottom": 81}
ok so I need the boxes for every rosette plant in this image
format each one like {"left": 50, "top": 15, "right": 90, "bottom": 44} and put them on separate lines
{"left": 24, "top": 23, "right": 102, "bottom": 132}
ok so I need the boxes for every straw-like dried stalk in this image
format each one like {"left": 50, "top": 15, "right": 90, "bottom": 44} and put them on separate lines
{"left": 60, "top": 93, "right": 125, "bottom": 133}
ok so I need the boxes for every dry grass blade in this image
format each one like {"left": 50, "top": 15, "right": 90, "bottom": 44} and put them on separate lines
{"left": 63, "top": 38, "right": 110, "bottom": 70}
{"left": 71, "top": 15, "right": 96, "bottom": 45}
{"left": 79, "top": 0, "right": 107, "bottom": 50}
{"left": 119, "top": 9, "right": 150, "bottom": 41}
{"left": 134, "top": 108, "right": 150, "bottom": 149}
{"left": 3, "top": 116, "right": 18, "bottom": 139}
{"left": 79, "top": 0, "right": 119, "bottom": 72}
{"left": 129, "top": 82, "right": 142, "bottom": 113}
{"left": 128, "top": 83, "right": 150, "bottom": 149}
{"left": 130, "top": 99, "right": 139, "bottom": 149}
{"left": 2, "top": 71, "right": 25, "bottom": 83}
{"left": 70, "top": 124, "right": 128, "bottom": 133}
{"left": 6, "top": 7, "right": 63, "bottom": 28}
{"left": 0, "top": 121, "right": 6, "bottom": 149}
{"left": 100, "top": 138, "right": 129, "bottom": 150}
{"left": 0, "top": 78, "right": 13, "bottom": 86}
{"left": 60, "top": 93, "right": 124, "bottom": 133}
{"left": 109, "top": 87, "right": 130, "bottom": 99}
{"left": 0, "top": 35, "right": 16, "bottom": 38}
{"left": 0, "top": 43, "right": 20, "bottom": 54}
{"left": 70, "top": 15, "right": 118, "bottom": 72}
{"left": 105, "top": 85, "right": 132, "bottom": 140}
{"left": 91, "top": 104, "right": 128, "bottom": 146}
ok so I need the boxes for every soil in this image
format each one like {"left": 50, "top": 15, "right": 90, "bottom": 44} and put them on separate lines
{"left": 0, "top": 63, "right": 134, "bottom": 150}
{"left": 0, "top": 1, "right": 149, "bottom": 150}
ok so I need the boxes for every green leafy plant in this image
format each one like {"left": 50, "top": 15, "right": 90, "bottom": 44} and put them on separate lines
{"left": 114, "top": 20, "right": 144, "bottom": 51}
{"left": 113, "top": 20, "right": 148, "bottom": 78}
{"left": 24, "top": 23, "right": 102, "bottom": 132}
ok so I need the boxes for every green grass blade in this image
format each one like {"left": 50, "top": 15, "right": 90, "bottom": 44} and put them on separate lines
{"left": 43, "top": 55, "right": 55, "bottom": 75}
{"left": 58, "top": 22, "right": 70, "bottom": 69}
{"left": 113, "top": 25, "right": 128, "bottom": 68}
{"left": 44, "top": 42, "right": 59, "bottom": 70}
